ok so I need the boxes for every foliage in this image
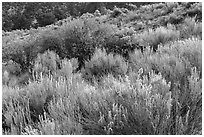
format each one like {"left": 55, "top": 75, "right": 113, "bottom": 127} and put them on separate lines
{"left": 159, "top": 37, "right": 202, "bottom": 75}
{"left": 36, "top": 12, "right": 56, "bottom": 27}
{"left": 2, "top": 31, "right": 41, "bottom": 73}
{"left": 82, "top": 49, "right": 128, "bottom": 84}
{"left": 179, "top": 17, "right": 202, "bottom": 39}
{"left": 33, "top": 50, "right": 61, "bottom": 75}
{"left": 2, "top": 2, "right": 153, "bottom": 31}
{"left": 2, "top": 2, "right": 202, "bottom": 135}
{"left": 132, "top": 26, "right": 180, "bottom": 51}
{"left": 2, "top": 66, "right": 202, "bottom": 135}
{"left": 129, "top": 37, "right": 202, "bottom": 91}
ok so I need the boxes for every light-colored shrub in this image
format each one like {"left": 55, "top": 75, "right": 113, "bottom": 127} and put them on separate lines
{"left": 179, "top": 17, "right": 202, "bottom": 39}
{"left": 132, "top": 26, "right": 180, "bottom": 51}
{"left": 82, "top": 49, "right": 128, "bottom": 83}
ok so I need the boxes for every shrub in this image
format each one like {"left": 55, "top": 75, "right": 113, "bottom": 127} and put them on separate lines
{"left": 179, "top": 17, "right": 202, "bottom": 39}
{"left": 2, "top": 61, "right": 22, "bottom": 76}
{"left": 167, "top": 13, "right": 184, "bottom": 25}
{"left": 188, "top": 67, "right": 202, "bottom": 103}
{"left": 33, "top": 50, "right": 61, "bottom": 75}
{"left": 2, "top": 63, "right": 202, "bottom": 135}
{"left": 60, "top": 18, "right": 121, "bottom": 70}
{"left": 35, "top": 29, "right": 66, "bottom": 58}
{"left": 128, "top": 48, "right": 153, "bottom": 76}
{"left": 2, "top": 70, "right": 10, "bottom": 86}
{"left": 2, "top": 70, "right": 30, "bottom": 87}
{"left": 2, "top": 61, "right": 22, "bottom": 86}
{"left": 53, "top": 8, "right": 67, "bottom": 21}
{"left": 76, "top": 70, "right": 173, "bottom": 134}
{"left": 2, "top": 38, "right": 30, "bottom": 72}
{"left": 130, "top": 49, "right": 184, "bottom": 90}
{"left": 2, "top": 32, "right": 43, "bottom": 73}
{"left": 36, "top": 12, "right": 56, "bottom": 27}
{"left": 2, "top": 2, "right": 202, "bottom": 135}
{"left": 21, "top": 125, "right": 40, "bottom": 135}
{"left": 185, "top": 2, "right": 202, "bottom": 21}
{"left": 127, "top": 71, "right": 172, "bottom": 135}
{"left": 132, "top": 26, "right": 180, "bottom": 51}
{"left": 2, "top": 68, "right": 83, "bottom": 135}
{"left": 37, "top": 110, "right": 81, "bottom": 135}
{"left": 58, "top": 58, "right": 78, "bottom": 73}
{"left": 24, "top": 77, "right": 56, "bottom": 122}
{"left": 12, "top": 15, "right": 32, "bottom": 30}
{"left": 147, "top": 53, "right": 186, "bottom": 84}
{"left": 82, "top": 49, "right": 128, "bottom": 83}
{"left": 2, "top": 86, "right": 32, "bottom": 134}
{"left": 159, "top": 38, "right": 202, "bottom": 76}
{"left": 47, "top": 97, "right": 84, "bottom": 134}
{"left": 60, "top": 18, "right": 99, "bottom": 69}
{"left": 168, "top": 67, "right": 202, "bottom": 135}
{"left": 124, "top": 11, "right": 141, "bottom": 22}
{"left": 187, "top": 68, "right": 202, "bottom": 134}
{"left": 110, "top": 7, "right": 123, "bottom": 18}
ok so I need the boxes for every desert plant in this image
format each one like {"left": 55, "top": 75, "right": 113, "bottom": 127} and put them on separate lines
{"left": 2, "top": 86, "right": 32, "bottom": 134}
{"left": 159, "top": 37, "right": 202, "bottom": 76}
{"left": 132, "top": 26, "right": 180, "bottom": 51}
{"left": 33, "top": 50, "right": 61, "bottom": 75}
{"left": 82, "top": 49, "right": 128, "bottom": 83}
{"left": 2, "top": 2, "right": 202, "bottom": 135}
{"left": 77, "top": 69, "right": 174, "bottom": 134}
{"left": 179, "top": 17, "right": 202, "bottom": 39}
{"left": 36, "top": 12, "right": 56, "bottom": 27}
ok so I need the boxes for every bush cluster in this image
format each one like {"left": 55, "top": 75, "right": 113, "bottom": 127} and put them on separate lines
{"left": 132, "top": 25, "right": 180, "bottom": 51}
{"left": 129, "top": 37, "right": 201, "bottom": 85}
{"left": 2, "top": 66, "right": 201, "bottom": 134}
{"left": 2, "top": 2, "right": 202, "bottom": 135}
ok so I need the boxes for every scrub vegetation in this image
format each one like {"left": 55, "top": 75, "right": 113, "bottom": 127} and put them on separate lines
{"left": 2, "top": 2, "right": 202, "bottom": 135}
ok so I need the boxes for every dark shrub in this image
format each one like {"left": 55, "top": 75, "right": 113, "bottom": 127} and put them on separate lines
{"left": 37, "top": 12, "right": 56, "bottom": 27}
{"left": 110, "top": 7, "right": 123, "bottom": 18}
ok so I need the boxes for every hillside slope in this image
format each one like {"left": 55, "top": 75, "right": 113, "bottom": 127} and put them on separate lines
{"left": 2, "top": 2, "right": 202, "bottom": 135}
